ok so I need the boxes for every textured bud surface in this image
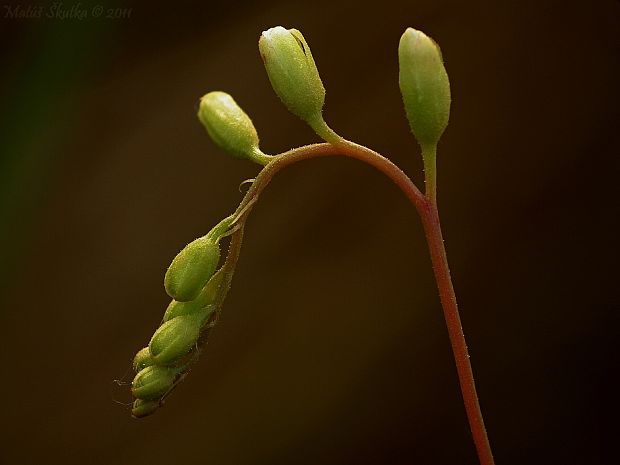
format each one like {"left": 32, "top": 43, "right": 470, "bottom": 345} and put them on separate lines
{"left": 164, "top": 236, "right": 220, "bottom": 302}
{"left": 163, "top": 265, "right": 226, "bottom": 322}
{"left": 131, "top": 366, "right": 177, "bottom": 400}
{"left": 132, "top": 347, "right": 154, "bottom": 372}
{"left": 164, "top": 298, "right": 216, "bottom": 325}
{"left": 198, "top": 91, "right": 261, "bottom": 160}
{"left": 149, "top": 314, "right": 201, "bottom": 365}
{"left": 201, "top": 267, "right": 226, "bottom": 303}
{"left": 259, "top": 26, "right": 325, "bottom": 122}
{"left": 131, "top": 399, "right": 160, "bottom": 418}
{"left": 399, "top": 28, "right": 451, "bottom": 147}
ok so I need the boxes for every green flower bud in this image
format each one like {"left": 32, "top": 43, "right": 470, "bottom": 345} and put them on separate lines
{"left": 198, "top": 92, "right": 270, "bottom": 165}
{"left": 163, "top": 299, "right": 193, "bottom": 323}
{"left": 132, "top": 347, "right": 154, "bottom": 372}
{"left": 163, "top": 267, "right": 226, "bottom": 322}
{"left": 164, "top": 236, "right": 220, "bottom": 302}
{"left": 398, "top": 28, "right": 451, "bottom": 147}
{"left": 164, "top": 216, "right": 235, "bottom": 302}
{"left": 132, "top": 365, "right": 177, "bottom": 400}
{"left": 259, "top": 26, "right": 325, "bottom": 124}
{"left": 131, "top": 398, "right": 160, "bottom": 418}
{"left": 164, "top": 300, "right": 217, "bottom": 326}
{"left": 149, "top": 314, "right": 201, "bottom": 365}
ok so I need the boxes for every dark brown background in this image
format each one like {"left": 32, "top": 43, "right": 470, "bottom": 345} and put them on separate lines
{"left": 1, "top": 0, "right": 618, "bottom": 464}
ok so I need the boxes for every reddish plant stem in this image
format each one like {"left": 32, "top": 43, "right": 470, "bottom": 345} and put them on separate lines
{"left": 233, "top": 142, "right": 426, "bottom": 217}
{"left": 420, "top": 143, "right": 494, "bottom": 464}
{"left": 231, "top": 142, "right": 494, "bottom": 465}
{"left": 419, "top": 200, "right": 495, "bottom": 465}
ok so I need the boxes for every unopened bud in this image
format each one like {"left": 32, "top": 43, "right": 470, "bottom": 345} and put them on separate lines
{"left": 259, "top": 26, "right": 325, "bottom": 124}
{"left": 163, "top": 266, "right": 225, "bottom": 322}
{"left": 131, "top": 366, "right": 177, "bottom": 400}
{"left": 164, "top": 236, "right": 220, "bottom": 302}
{"left": 198, "top": 92, "right": 269, "bottom": 164}
{"left": 164, "top": 300, "right": 217, "bottom": 327}
{"left": 132, "top": 347, "right": 154, "bottom": 372}
{"left": 398, "top": 28, "right": 451, "bottom": 147}
{"left": 149, "top": 314, "right": 201, "bottom": 365}
{"left": 164, "top": 216, "right": 236, "bottom": 302}
{"left": 131, "top": 398, "right": 160, "bottom": 418}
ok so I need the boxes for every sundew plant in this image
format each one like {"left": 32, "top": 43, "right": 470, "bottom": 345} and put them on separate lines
{"left": 127, "top": 26, "right": 495, "bottom": 465}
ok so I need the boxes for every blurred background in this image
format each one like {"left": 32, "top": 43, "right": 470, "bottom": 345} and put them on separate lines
{"left": 1, "top": 0, "right": 618, "bottom": 464}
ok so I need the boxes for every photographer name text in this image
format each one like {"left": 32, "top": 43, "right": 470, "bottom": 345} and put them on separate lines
{"left": 3, "top": 3, "right": 132, "bottom": 20}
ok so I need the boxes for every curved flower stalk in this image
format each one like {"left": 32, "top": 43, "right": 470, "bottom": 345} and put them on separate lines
{"left": 127, "top": 25, "right": 495, "bottom": 465}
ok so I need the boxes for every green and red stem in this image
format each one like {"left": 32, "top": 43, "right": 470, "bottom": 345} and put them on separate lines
{"left": 227, "top": 141, "right": 494, "bottom": 465}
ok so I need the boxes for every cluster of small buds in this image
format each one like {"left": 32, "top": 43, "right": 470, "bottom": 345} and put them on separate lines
{"left": 199, "top": 25, "right": 449, "bottom": 153}
{"left": 129, "top": 24, "right": 451, "bottom": 418}
{"left": 130, "top": 217, "right": 236, "bottom": 418}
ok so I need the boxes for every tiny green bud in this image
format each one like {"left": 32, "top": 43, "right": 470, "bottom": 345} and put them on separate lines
{"left": 163, "top": 299, "right": 194, "bottom": 323}
{"left": 398, "top": 28, "right": 451, "bottom": 147}
{"left": 198, "top": 91, "right": 269, "bottom": 164}
{"left": 132, "top": 347, "right": 154, "bottom": 372}
{"left": 163, "top": 266, "right": 225, "bottom": 323}
{"left": 164, "top": 236, "right": 220, "bottom": 302}
{"left": 149, "top": 314, "right": 201, "bottom": 365}
{"left": 259, "top": 26, "right": 325, "bottom": 124}
{"left": 164, "top": 300, "right": 217, "bottom": 326}
{"left": 131, "top": 365, "right": 177, "bottom": 400}
{"left": 131, "top": 398, "right": 160, "bottom": 418}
